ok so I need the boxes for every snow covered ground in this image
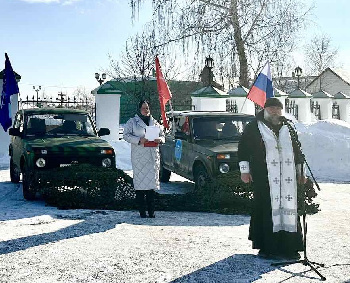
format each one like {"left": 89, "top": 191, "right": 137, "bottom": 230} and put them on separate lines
{"left": 0, "top": 169, "right": 349, "bottom": 282}
{"left": 0, "top": 118, "right": 349, "bottom": 282}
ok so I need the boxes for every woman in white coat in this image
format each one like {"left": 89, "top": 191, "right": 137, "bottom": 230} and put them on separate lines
{"left": 123, "top": 100, "right": 165, "bottom": 218}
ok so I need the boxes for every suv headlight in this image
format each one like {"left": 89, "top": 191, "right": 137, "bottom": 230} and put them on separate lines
{"left": 102, "top": 158, "right": 112, "bottom": 167}
{"left": 36, "top": 158, "right": 46, "bottom": 168}
{"left": 219, "top": 163, "right": 230, "bottom": 173}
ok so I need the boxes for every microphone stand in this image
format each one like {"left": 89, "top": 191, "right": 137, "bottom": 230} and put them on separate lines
{"left": 271, "top": 117, "right": 326, "bottom": 281}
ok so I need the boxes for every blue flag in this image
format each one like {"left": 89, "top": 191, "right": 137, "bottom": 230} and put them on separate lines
{"left": 0, "top": 53, "right": 19, "bottom": 132}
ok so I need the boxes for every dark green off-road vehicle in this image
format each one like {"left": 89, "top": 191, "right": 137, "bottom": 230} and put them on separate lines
{"left": 159, "top": 111, "right": 254, "bottom": 189}
{"left": 8, "top": 108, "right": 115, "bottom": 200}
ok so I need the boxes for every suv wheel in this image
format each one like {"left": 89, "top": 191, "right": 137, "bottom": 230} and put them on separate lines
{"left": 22, "top": 169, "right": 36, "bottom": 200}
{"left": 159, "top": 164, "right": 171, "bottom": 183}
{"left": 10, "top": 158, "right": 20, "bottom": 183}
{"left": 194, "top": 164, "right": 210, "bottom": 190}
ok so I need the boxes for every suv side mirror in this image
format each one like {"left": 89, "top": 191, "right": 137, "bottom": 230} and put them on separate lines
{"left": 8, "top": 128, "right": 22, "bottom": 137}
{"left": 98, "top": 128, "right": 110, "bottom": 136}
{"left": 174, "top": 131, "right": 189, "bottom": 140}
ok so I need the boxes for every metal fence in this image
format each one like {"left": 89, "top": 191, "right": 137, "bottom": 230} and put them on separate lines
{"left": 285, "top": 99, "right": 299, "bottom": 120}
{"left": 226, "top": 100, "right": 238, "bottom": 113}
{"left": 18, "top": 95, "right": 96, "bottom": 121}
{"left": 332, "top": 102, "right": 340, "bottom": 119}
{"left": 310, "top": 101, "right": 321, "bottom": 120}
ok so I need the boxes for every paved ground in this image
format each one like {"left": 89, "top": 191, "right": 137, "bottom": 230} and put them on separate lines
{"left": 0, "top": 169, "right": 349, "bottom": 283}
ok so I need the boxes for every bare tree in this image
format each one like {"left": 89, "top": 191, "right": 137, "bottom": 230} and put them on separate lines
{"left": 107, "top": 29, "right": 155, "bottom": 81}
{"left": 304, "top": 34, "right": 338, "bottom": 75}
{"left": 129, "top": 0, "right": 311, "bottom": 87}
{"left": 72, "top": 86, "right": 94, "bottom": 103}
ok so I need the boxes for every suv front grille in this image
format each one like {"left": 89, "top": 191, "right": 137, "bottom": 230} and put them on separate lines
{"left": 34, "top": 154, "right": 113, "bottom": 169}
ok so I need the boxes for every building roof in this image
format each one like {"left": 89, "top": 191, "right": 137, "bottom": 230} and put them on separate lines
{"left": 92, "top": 79, "right": 152, "bottom": 95}
{"left": 227, "top": 85, "right": 249, "bottom": 97}
{"left": 306, "top": 67, "right": 350, "bottom": 89}
{"left": 312, "top": 90, "right": 333, "bottom": 98}
{"left": 191, "top": 86, "right": 228, "bottom": 97}
{"left": 334, "top": 91, "right": 350, "bottom": 99}
{"left": 273, "top": 87, "right": 288, "bottom": 97}
{"left": 289, "top": 88, "right": 312, "bottom": 98}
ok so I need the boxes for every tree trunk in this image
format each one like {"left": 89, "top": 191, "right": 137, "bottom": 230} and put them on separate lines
{"left": 230, "top": 0, "right": 249, "bottom": 87}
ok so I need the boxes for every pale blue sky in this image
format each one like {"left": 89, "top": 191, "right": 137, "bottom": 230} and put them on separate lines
{"left": 1, "top": 0, "right": 349, "bottom": 98}
{"left": 1, "top": 0, "right": 153, "bottom": 98}
{"left": 295, "top": 0, "right": 350, "bottom": 71}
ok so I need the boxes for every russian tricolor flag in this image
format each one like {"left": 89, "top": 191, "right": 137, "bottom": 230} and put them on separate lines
{"left": 247, "top": 62, "right": 273, "bottom": 108}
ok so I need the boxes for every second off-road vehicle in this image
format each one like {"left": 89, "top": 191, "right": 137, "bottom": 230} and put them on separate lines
{"left": 159, "top": 111, "right": 254, "bottom": 189}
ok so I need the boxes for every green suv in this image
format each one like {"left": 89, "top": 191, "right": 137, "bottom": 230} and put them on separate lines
{"left": 8, "top": 108, "right": 115, "bottom": 200}
{"left": 159, "top": 111, "right": 254, "bottom": 189}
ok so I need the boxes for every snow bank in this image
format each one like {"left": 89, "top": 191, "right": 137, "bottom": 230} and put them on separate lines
{"left": 296, "top": 119, "right": 350, "bottom": 182}
{"left": 110, "top": 140, "right": 132, "bottom": 171}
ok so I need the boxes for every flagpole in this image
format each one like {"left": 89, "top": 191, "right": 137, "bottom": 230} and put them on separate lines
{"left": 240, "top": 96, "right": 248, "bottom": 113}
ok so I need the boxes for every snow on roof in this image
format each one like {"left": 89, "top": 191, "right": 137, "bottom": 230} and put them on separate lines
{"left": 289, "top": 88, "right": 312, "bottom": 97}
{"left": 227, "top": 85, "right": 249, "bottom": 96}
{"left": 312, "top": 90, "right": 333, "bottom": 98}
{"left": 273, "top": 87, "right": 289, "bottom": 97}
{"left": 334, "top": 91, "right": 350, "bottom": 99}
{"left": 332, "top": 68, "right": 350, "bottom": 85}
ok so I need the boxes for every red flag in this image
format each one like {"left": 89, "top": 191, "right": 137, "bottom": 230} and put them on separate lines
{"left": 155, "top": 56, "right": 172, "bottom": 128}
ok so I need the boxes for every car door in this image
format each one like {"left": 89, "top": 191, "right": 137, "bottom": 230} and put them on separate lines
{"left": 173, "top": 116, "right": 192, "bottom": 175}
{"left": 160, "top": 130, "right": 176, "bottom": 170}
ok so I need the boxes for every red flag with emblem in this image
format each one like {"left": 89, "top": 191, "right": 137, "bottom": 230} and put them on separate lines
{"left": 155, "top": 56, "right": 172, "bottom": 128}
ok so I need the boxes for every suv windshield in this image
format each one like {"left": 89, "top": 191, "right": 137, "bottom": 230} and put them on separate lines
{"left": 25, "top": 113, "right": 96, "bottom": 137}
{"left": 193, "top": 117, "right": 252, "bottom": 140}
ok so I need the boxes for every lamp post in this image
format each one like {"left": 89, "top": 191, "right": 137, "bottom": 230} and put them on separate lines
{"left": 294, "top": 66, "right": 302, "bottom": 89}
{"left": 95, "top": 73, "right": 106, "bottom": 85}
{"left": 205, "top": 56, "right": 214, "bottom": 86}
{"left": 33, "top": 85, "right": 41, "bottom": 103}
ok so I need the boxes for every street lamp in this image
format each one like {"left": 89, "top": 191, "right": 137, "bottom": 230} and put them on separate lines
{"left": 294, "top": 66, "right": 302, "bottom": 88}
{"left": 95, "top": 73, "right": 106, "bottom": 85}
{"left": 205, "top": 56, "right": 214, "bottom": 69}
{"left": 33, "top": 85, "right": 41, "bottom": 103}
{"left": 205, "top": 56, "right": 214, "bottom": 86}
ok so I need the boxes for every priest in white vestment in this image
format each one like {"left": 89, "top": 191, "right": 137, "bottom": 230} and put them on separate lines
{"left": 238, "top": 98, "right": 305, "bottom": 260}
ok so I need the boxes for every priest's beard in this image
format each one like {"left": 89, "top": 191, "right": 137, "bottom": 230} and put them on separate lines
{"left": 264, "top": 110, "right": 281, "bottom": 125}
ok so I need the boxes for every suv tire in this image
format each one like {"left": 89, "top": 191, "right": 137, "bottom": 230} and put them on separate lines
{"left": 160, "top": 164, "right": 171, "bottom": 183}
{"left": 22, "top": 169, "right": 36, "bottom": 200}
{"left": 194, "top": 164, "right": 210, "bottom": 190}
{"left": 10, "top": 158, "right": 20, "bottom": 183}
